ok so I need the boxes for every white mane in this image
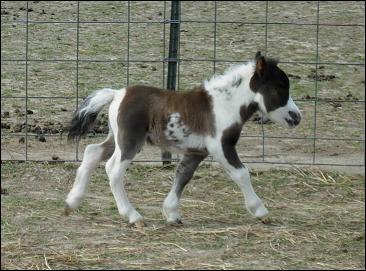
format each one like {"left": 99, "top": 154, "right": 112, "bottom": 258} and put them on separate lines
{"left": 203, "top": 61, "right": 256, "bottom": 92}
{"left": 202, "top": 61, "right": 257, "bottom": 134}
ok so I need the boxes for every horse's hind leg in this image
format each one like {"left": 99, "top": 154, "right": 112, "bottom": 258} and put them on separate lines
{"left": 105, "top": 141, "right": 144, "bottom": 227}
{"left": 65, "top": 133, "right": 115, "bottom": 214}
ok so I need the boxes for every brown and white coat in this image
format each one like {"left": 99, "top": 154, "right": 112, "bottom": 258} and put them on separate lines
{"left": 65, "top": 52, "right": 301, "bottom": 226}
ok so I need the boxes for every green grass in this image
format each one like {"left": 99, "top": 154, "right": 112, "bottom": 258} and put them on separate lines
{"left": 1, "top": 162, "right": 365, "bottom": 269}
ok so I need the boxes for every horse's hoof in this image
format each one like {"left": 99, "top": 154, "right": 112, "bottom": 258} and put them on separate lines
{"left": 64, "top": 204, "right": 73, "bottom": 216}
{"left": 167, "top": 218, "right": 184, "bottom": 226}
{"left": 259, "top": 216, "right": 272, "bottom": 224}
{"left": 129, "top": 220, "right": 146, "bottom": 229}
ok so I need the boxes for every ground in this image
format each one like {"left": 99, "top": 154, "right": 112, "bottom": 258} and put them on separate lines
{"left": 1, "top": 162, "right": 365, "bottom": 269}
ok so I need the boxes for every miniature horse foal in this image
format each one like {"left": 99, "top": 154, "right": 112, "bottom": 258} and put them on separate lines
{"left": 65, "top": 52, "right": 301, "bottom": 227}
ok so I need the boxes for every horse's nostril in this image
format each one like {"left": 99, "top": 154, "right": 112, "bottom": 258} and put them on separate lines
{"left": 288, "top": 111, "right": 301, "bottom": 123}
{"left": 288, "top": 111, "right": 301, "bottom": 126}
{"left": 288, "top": 111, "right": 297, "bottom": 119}
{"left": 286, "top": 118, "right": 294, "bottom": 126}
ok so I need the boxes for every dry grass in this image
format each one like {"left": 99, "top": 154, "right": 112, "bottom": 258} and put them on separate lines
{"left": 1, "top": 162, "right": 365, "bottom": 269}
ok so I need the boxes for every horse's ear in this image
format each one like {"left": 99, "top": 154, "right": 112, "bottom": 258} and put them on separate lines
{"left": 255, "top": 53, "right": 266, "bottom": 78}
{"left": 255, "top": 51, "right": 262, "bottom": 59}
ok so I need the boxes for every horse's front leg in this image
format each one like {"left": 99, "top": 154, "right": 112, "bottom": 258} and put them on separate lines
{"left": 163, "top": 153, "right": 207, "bottom": 224}
{"left": 207, "top": 137, "right": 269, "bottom": 222}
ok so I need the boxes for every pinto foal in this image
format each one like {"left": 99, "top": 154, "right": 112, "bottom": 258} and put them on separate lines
{"left": 65, "top": 52, "right": 301, "bottom": 227}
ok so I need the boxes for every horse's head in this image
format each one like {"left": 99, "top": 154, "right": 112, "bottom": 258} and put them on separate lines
{"left": 250, "top": 51, "right": 301, "bottom": 128}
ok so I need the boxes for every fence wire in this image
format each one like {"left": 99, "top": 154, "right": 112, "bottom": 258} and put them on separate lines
{"left": 1, "top": 1, "right": 365, "bottom": 167}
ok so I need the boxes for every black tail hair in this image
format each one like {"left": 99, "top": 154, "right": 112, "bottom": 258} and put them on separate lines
{"left": 67, "top": 88, "right": 116, "bottom": 142}
{"left": 67, "top": 109, "right": 99, "bottom": 142}
{"left": 67, "top": 95, "right": 100, "bottom": 142}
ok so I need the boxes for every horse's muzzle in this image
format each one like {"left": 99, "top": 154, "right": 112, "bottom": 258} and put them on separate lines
{"left": 286, "top": 111, "right": 301, "bottom": 127}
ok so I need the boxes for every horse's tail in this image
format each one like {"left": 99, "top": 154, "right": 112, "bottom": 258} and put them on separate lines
{"left": 67, "top": 88, "right": 117, "bottom": 142}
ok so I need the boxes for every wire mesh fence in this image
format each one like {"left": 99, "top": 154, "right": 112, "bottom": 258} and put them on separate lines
{"left": 1, "top": 1, "right": 365, "bottom": 167}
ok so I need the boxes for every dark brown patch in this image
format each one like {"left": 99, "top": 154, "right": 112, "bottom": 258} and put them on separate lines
{"left": 249, "top": 51, "right": 290, "bottom": 113}
{"left": 173, "top": 153, "right": 208, "bottom": 198}
{"left": 240, "top": 102, "right": 259, "bottom": 124}
{"left": 221, "top": 123, "right": 244, "bottom": 169}
{"left": 158, "top": 85, "right": 215, "bottom": 136}
{"left": 118, "top": 85, "right": 215, "bottom": 157}
{"left": 118, "top": 86, "right": 154, "bottom": 159}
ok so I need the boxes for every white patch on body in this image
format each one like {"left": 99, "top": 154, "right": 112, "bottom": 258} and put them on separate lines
{"left": 204, "top": 62, "right": 256, "bottom": 136}
{"left": 108, "top": 88, "right": 126, "bottom": 136}
{"left": 164, "top": 112, "right": 206, "bottom": 151}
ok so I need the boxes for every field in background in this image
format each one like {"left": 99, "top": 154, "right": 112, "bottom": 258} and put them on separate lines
{"left": 1, "top": 162, "right": 365, "bottom": 269}
{"left": 1, "top": 1, "right": 365, "bottom": 165}
{"left": 1, "top": 2, "right": 365, "bottom": 269}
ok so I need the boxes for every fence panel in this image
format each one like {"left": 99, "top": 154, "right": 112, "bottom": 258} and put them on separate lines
{"left": 1, "top": 1, "right": 365, "bottom": 168}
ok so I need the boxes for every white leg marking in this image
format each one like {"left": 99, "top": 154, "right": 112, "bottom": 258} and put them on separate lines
{"left": 207, "top": 139, "right": 268, "bottom": 219}
{"left": 106, "top": 151, "right": 143, "bottom": 224}
{"left": 104, "top": 87, "right": 142, "bottom": 224}
{"left": 228, "top": 167, "right": 268, "bottom": 218}
{"left": 163, "top": 184, "right": 181, "bottom": 223}
{"left": 66, "top": 136, "right": 112, "bottom": 209}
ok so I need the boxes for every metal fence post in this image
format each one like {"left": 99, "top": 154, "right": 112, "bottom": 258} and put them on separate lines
{"left": 162, "top": 1, "right": 181, "bottom": 165}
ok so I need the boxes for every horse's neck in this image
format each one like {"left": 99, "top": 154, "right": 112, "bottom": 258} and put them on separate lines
{"left": 203, "top": 62, "right": 257, "bottom": 130}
